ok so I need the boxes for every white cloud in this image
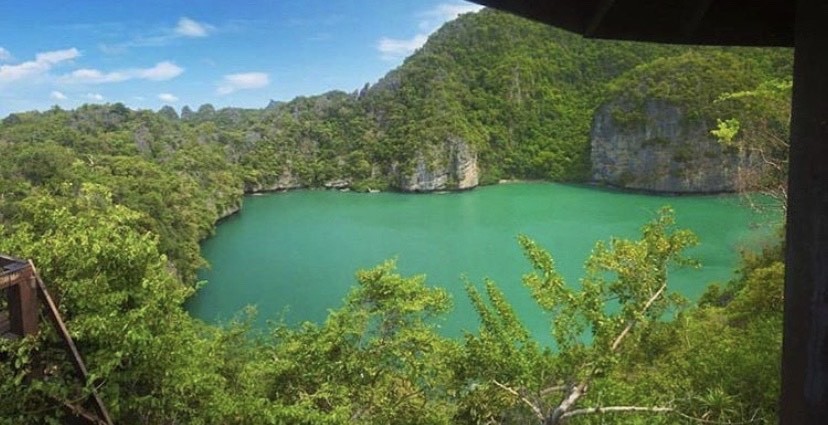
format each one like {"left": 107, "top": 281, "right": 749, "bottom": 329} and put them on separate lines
{"left": 175, "top": 17, "right": 213, "bottom": 37}
{"left": 0, "top": 47, "right": 80, "bottom": 83}
{"left": 37, "top": 49, "right": 82, "bottom": 63}
{"left": 66, "top": 68, "right": 129, "bottom": 84}
{"left": 421, "top": 3, "right": 484, "bottom": 28}
{"left": 50, "top": 90, "right": 68, "bottom": 100}
{"left": 0, "top": 47, "right": 12, "bottom": 62}
{"left": 137, "top": 61, "right": 185, "bottom": 80}
{"left": 61, "top": 61, "right": 183, "bottom": 84}
{"left": 217, "top": 72, "right": 269, "bottom": 95}
{"left": 377, "top": 2, "right": 482, "bottom": 61}
{"left": 158, "top": 93, "right": 179, "bottom": 103}
{"left": 86, "top": 93, "right": 104, "bottom": 101}
{"left": 377, "top": 34, "right": 429, "bottom": 60}
{"left": 99, "top": 17, "right": 214, "bottom": 54}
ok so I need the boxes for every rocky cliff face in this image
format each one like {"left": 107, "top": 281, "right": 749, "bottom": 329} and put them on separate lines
{"left": 398, "top": 138, "right": 479, "bottom": 192}
{"left": 244, "top": 168, "right": 304, "bottom": 193}
{"left": 217, "top": 202, "right": 242, "bottom": 221}
{"left": 590, "top": 100, "right": 753, "bottom": 193}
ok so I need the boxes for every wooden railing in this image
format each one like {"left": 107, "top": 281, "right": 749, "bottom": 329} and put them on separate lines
{"left": 1, "top": 255, "right": 113, "bottom": 425}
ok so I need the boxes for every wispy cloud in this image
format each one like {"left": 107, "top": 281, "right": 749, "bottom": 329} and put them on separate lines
{"left": 66, "top": 68, "right": 129, "bottom": 84}
{"left": 100, "top": 16, "right": 214, "bottom": 53}
{"left": 60, "top": 61, "right": 184, "bottom": 84}
{"left": 418, "top": 3, "right": 484, "bottom": 31}
{"left": 376, "top": 2, "right": 483, "bottom": 61}
{"left": 86, "top": 93, "right": 104, "bottom": 101}
{"left": 50, "top": 90, "right": 68, "bottom": 100}
{"left": 138, "top": 61, "right": 185, "bottom": 80}
{"left": 175, "top": 17, "right": 214, "bottom": 37}
{"left": 0, "top": 48, "right": 80, "bottom": 83}
{"left": 377, "top": 35, "right": 429, "bottom": 61}
{"left": 217, "top": 72, "right": 269, "bottom": 95}
{"left": 158, "top": 93, "right": 179, "bottom": 103}
{"left": 0, "top": 47, "right": 12, "bottom": 62}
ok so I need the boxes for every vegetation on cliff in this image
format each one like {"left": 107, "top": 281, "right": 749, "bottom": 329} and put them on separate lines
{"left": 0, "top": 8, "right": 790, "bottom": 424}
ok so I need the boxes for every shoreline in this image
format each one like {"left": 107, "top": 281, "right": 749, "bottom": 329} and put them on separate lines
{"left": 214, "top": 179, "right": 742, "bottom": 224}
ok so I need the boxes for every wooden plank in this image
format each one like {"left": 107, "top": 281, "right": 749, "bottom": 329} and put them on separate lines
{"left": 0, "top": 271, "right": 24, "bottom": 290}
{"left": 780, "top": 0, "right": 828, "bottom": 423}
{"left": 471, "top": 0, "right": 794, "bottom": 47}
{"left": 584, "top": 0, "right": 616, "bottom": 37}
{"left": 680, "top": 0, "right": 715, "bottom": 38}
{"left": 31, "top": 263, "right": 114, "bottom": 425}
{"left": 7, "top": 266, "right": 38, "bottom": 336}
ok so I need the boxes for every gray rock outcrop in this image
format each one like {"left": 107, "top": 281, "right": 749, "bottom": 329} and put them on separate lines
{"left": 245, "top": 168, "right": 303, "bottom": 192}
{"left": 399, "top": 137, "right": 479, "bottom": 192}
{"left": 590, "top": 100, "right": 753, "bottom": 193}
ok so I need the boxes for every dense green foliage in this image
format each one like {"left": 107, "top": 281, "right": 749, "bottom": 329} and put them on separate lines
{"left": 0, "top": 8, "right": 789, "bottom": 425}
{"left": 0, "top": 10, "right": 792, "bottom": 196}
{"left": 0, "top": 200, "right": 784, "bottom": 424}
{"left": 712, "top": 79, "right": 792, "bottom": 206}
{"left": 606, "top": 49, "right": 790, "bottom": 126}
{"left": 0, "top": 105, "right": 244, "bottom": 282}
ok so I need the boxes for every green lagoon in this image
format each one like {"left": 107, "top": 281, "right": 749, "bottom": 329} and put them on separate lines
{"left": 187, "top": 183, "right": 775, "bottom": 342}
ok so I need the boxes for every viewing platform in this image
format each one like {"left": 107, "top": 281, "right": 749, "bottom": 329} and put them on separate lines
{"left": 1, "top": 254, "right": 113, "bottom": 425}
{"left": 1, "top": 255, "right": 38, "bottom": 339}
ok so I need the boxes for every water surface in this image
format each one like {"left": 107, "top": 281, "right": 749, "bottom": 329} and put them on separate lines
{"left": 187, "top": 183, "right": 775, "bottom": 342}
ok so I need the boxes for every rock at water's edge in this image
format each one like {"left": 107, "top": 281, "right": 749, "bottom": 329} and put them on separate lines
{"left": 399, "top": 137, "right": 479, "bottom": 192}
{"left": 590, "top": 100, "right": 756, "bottom": 193}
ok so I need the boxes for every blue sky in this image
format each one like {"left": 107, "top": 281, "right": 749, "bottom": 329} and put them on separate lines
{"left": 0, "top": 1, "right": 483, "bottom": 116}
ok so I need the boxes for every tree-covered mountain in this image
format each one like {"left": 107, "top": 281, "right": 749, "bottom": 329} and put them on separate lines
{"left": 235, "top": 9, "right": 791, "bottom": 192}
{"left": 0, "top": 8, "right": 791, "bottom": 424}
{"left": 1, "top": 9, "right": 791, "bottom": 199}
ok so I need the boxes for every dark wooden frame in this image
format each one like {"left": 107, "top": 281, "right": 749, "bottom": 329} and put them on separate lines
{"left": 471, "top": 1, "right": 824, "bottom": 423}
{"left": 1, "top": 256, "right": 113, "bottom": 425}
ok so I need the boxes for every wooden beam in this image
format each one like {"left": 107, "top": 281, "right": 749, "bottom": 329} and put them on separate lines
{"left": 584, "top": 0, "right": 616, "bottom": 37}
{"left": 5, "top": 265, "right": 38, "bottom": 336}
{"left": 1, "top": 273, "right": 21, "bottom": 290}
{"left": 1, "top": 265, "right": 29, "bottom": 290}
{"left": 32, "top": 263, "right": 114, "bottom": 425}
{"left": 780, "top": 0, "right": 828, "bottom": 422}
{"left": 680, "top": 0, "right": 715, "bottom": 38}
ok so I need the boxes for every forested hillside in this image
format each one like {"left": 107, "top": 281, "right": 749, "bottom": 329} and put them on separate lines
{"left": 0, "top": 8, "right": 789, "bottom": 424}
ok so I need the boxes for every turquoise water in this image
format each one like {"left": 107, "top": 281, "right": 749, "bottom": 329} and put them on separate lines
{"left": 187, "top": 183, "right": 776, "bottom": 342}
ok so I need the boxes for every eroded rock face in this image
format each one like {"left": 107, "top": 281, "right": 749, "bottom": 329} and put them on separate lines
{"left": 245, "top": 169, "right": 303, "bottom": 192}
{"left": 590, "top": 100, "right": 752, "bottom": 193}
{"left": 399, "top": 138, "right": 479, "bottom": 192}
{"left": 324, "top": 179, "right": 350, "bottom": 189}
{"left": 217, "top": 203, "right": 242, "bottom": 221}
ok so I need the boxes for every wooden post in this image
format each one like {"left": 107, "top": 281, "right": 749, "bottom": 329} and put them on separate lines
{"left": 2, "top": 260, "right": 39, "bottom": 337}
{"left": 32, "top": 263, "right": 114, "bottom": 425}
{"left": 780, "top": 0, "right": 828, "bottom": 422}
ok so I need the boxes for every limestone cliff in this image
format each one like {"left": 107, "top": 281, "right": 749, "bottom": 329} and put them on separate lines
{"left": 244, "top": 168, "right": 303, "bottom": 192}
{"left": 217, "top": 202, "right": 242, "bottom": 221}
{"left": 590, "top": 100, "right": 754, "bottom": 193}
{"left": 398, "top": 138, "right": 479, "bottom": 192}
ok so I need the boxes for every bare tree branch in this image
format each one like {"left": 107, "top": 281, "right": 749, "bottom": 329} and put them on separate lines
{"left": 611, "top": 283, "right": 667, "bottom": 351}
{"left": 545, "top": 282, "right": 670, "bottom": 424}
{"left": 493, "top": 380, "right": 544, "bottom": 422}
{"left": 539, "top": 385, "right": 567, "bottom": 396}
{"left": 561, "top": 405, "right": 673, "bottom": 419}
{"left": 560, "top": 405, "right": 763, "bottom": 424}
{"left": 674, "top": 409, "right": 763, "bottom": 425}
